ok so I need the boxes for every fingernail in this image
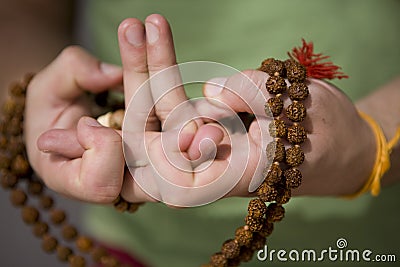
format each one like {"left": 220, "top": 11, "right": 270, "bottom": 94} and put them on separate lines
{"left": 145, "top": 22, "right": 159, "bottom": 44}
{"left": 125, "top": 23, "right": 145, "bottom": 47}
{"left": 100, "top": 62, "right": 122, "bottom": 76}
{"left": 181, "top": 121, "right": 198, "bottom": 135}
{"left": 204, "top": 77, "right": 226, "bottom": 97}
{"left": 84, "top": 117, "right": 103, "bottom": 127}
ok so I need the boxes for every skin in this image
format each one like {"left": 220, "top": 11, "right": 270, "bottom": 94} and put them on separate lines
{"left": 23, "top": 14, "right": 400, "bottom": 204}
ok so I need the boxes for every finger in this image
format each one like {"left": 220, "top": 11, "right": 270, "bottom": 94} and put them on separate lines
{"left": 145, "top": 14, "right": 199, "bottom": 128}
{"left": 36, "top": 117, "right": 124, "bottom": 203}
{"left": 30, "top": 46, "right": 123, "bottom": 101}
{"left": 37, "top": 128, "right": 84, "bottom": 158}
{"left": 118, "top": 18, "right": 160, "bottom": 132}
{"left": 203, "top": 70, "right": 269, "bottom": 117}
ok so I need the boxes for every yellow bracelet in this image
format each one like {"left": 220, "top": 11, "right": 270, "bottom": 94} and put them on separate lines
{"left": 345, "top": 111, "right": 400, "bottom": 198}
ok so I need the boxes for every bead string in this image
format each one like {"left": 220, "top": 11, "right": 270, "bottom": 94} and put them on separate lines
{"left": 0, "top": 74, "right": 134, "bottom": 267}
{"left": 204, "top": 58, "right": 309, "bottom": 267}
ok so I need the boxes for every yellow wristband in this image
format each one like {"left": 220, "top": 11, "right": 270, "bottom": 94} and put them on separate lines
{"left": 345, "top": 111, "right": 400, "bottom": 199}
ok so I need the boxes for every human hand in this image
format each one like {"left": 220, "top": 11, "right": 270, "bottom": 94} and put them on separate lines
{"left": 24, "top": 46, "right": 126, "bottom": 203}
{"left": 202, "top": 72, "right": 377, "bottom": 196}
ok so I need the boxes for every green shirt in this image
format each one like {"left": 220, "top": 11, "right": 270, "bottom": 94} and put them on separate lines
{"left": 83, "top": 0, "right": 400, "bottom": 266}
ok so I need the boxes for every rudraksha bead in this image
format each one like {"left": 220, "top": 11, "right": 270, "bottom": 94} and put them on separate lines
{"left": 250, "top": 233, "right": 267, "bottom": 251}
{"left": 69, "top": 255, "right": 86, "bottom": 267}
{"left": 234, "top": 226, "right": 253, "bottom": 247}
{"left": 28, "top": 180, "right": 43, "bottom": 195}
{"left": 238, "top": 247, "right": 254, "bottom": 262}
{"left": 11, "top": 154, "right": 30, "bottom": 176}
{"left": 10, "top": 188, "right": 27, "bottom": 206}
{"left": 56, "top": 245, "right": 72, "bottom": 262}
{"left": 247, "top": 198, "right": 267, "bottom": 219}
{"left": 276, "top": 187, "right": 292, "bottom": 204}
{"left": 266, "top": 203, "right": 285, "bottom": 222}
{"left": 264, "top": 162, "right": 282, "bottom": 185}
{"left": 257, "top": 182, "right": 278, "bottom": 202}
{"left": 50, "top": 209, "right": 66, "bottom": 225}
{"left": 266, "top": 139, "right": 285, "bottom": 163}
{"left": 0, "top": 170, "right": 17, "bottom": 189}
{"left": 266, "top": 96, "right": 283, "bottom": 117}
{"left": 62, "top": 224, "right": 78, "bottom": 241}
{"left": 0, "top": 152, "right": 11, "bottom": 169}
{"left": 33, "top": 221, "right": 49, "bottom": 237}
{"left": 285, "top": 59, "right": 306, "bottom": 83}
{"left": 259, "top": 58, "right": 286, "bottom": 77}
{"left": 265, "top": 76, "right": 287, "bottom": 94}
{"left": 10, "top": 82, "right": 26, "bottom": 97}
{"left": 22, "top": 206, "right": 39, "bottom": 224}
{"left": 287, "top": 123, "right": 307, "bottom": 144}
{"left": 114, "top": 199, "right": 129, "bottom": 212}
{"left": 76, "top": 236, "right": 93, "bottom": 252}
{"left": 286, "top": 145, "right": 305, "bottom": 167}
{"left": 286, "top": 101, "right": 306, "bottom": 122}
{"left": 284, "top": 168, "right": 303, "bottom": 188}
{"left": 268, "top": 119, "right": 287, "bottom": 138}
{"left": 227, "top": 257, "right": 241, "bottom": 267}
{"left": 221, "top": 239, "right": 240, "bottom": 259}
{"left": 127, "top": 202, "right": 141, "bottom": 213}
{"left": 245, "top": 215, "right": 264, "bottom": 232}
{"left": 210, "top": 252, "right": 228, "bottom": 267}
{"left": 39, "top": 195, "right": 54, "bottom": 210}
{"left": 91, "top": 246, "right": 107, "bottom": 263}
{"left": 259, "top": 221, "right": 274, "bottom": 237}
{"left": 288, "top": 82, "right": 309, "bottom": 101}
{"left": 42, "top": 234, "right": 58, "bottom": 253}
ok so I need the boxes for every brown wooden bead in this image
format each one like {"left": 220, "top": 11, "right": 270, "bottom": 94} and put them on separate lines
{"left": 11, "top": 154, "right": 30, "bottom": 176}
{"left": 250, "top": 233, "right": 267, "bottom": 251}
{"left": 33, "top": 221, "right": 49, "bottom": 237}
{"left": 210, "top": 252, "right": 228, "bottom": 267}
{"left": 285, "top": 59, "right": 307, "bottom": 83}
{"left": 265, "top": 76, "right": 287, "bottom": 94}
{"left": 0, "top": 170, "right": 17, "bottom": 189}
{"left": 265, "top": 96, "right": 283, "bottom": 117}
{"left": 259, "top": 58, "right": 285, "bottom": 77}
{"left": 8, "top": 117, "right": 23, "bottom": 136}
{"left": 247, "top": 198, "right": 267, "bottom": 219}
{"left": 259, "top": 221, "right": 274, "bottom": 237}
{"left": 91, "top": 246, "right": 107, "bottom": 263}
{"left": 2, "top": 98, "right": 17, "bottom": 115}
{"left": 50, "top": 209, "right": 66, "bottom": 225}
{"left": 286, "top": 101, "right": 306, "bottom": 122}
{"left": 8, "top": 136, "right": 25, "bottom": 157}
{"left": 10, "top": 188, "right": 27, "bottom": 206}
{"left": 221, "top": 239, "right": 240, "bottom": 259}
{"left": 109, "top": 109, "right": 124, "bottom": 130}
{"left": 0, "top": 133, "right": 7, "bottom": 149}
{"left": 284, "top": 168, "right": 303, "bottom": 188}
{"left": 266, "top": 203, "right": 285, "bottom": 222}
{"left": 39, "top": 195, "right": 54, "bottom": 210}
{"left": 257, "top": 182, "right": 278, "bottom": 202}
{"left": 127, "top": 203, "right": 141, "bottom": 213}
{"left": 68, "top": 255, "right": 86, "bottom": 267}
{"left": 288, "top": 82, "right": 309, "bottom": 101}
{"left": 245, "top": 215, "right": 264, "bottom": 232}
{"left": 0, "top": 152, "right": 11, "bottom": 169}
{"left": 28, "top": 180, "right": 43, "bottom": 195}
{"left": 22, "top": 206, "right": 39, "bottom": 224}
{"left": 264, "top": 162, "right": 283, "bottom": 185}
{"left": 287, "top": 123, "right": 307, "bottom": 144}
{"left": 42, "top": 234, "right": 58, "bottom": 253}
{"left": 114, "top": 199, "right": 129, "bottom": 212}
{"left": 268, "top": 119, "right": 287, "bottom": 138}
{"left": 76, "top": 236, "right": 93, "bottom": 253}
{"left": 10, "top": 82, "right": 26, "bottom": 97}
{"left": 62, "top": 225, "right": 78, "bottom": 241}
{"left": 286, "top": 145, "right": 305, "bottom": 167}
{"left": 234, "top": 226, "right": 253, "bottom": 247}
{"left": 56, "top": 245, "right": 72, "bottom": 262}
{"left": 266, "top": 139, "right": 286, "bottom": 163}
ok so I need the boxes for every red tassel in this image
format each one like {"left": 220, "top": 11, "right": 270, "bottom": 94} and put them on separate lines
{"left": 288, "top": 39, "right": 349, "bottom": 80}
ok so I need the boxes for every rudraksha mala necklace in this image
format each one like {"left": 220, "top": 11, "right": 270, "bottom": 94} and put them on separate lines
{"left": 0, "top": 40, "right": 347, "bottom": 267}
